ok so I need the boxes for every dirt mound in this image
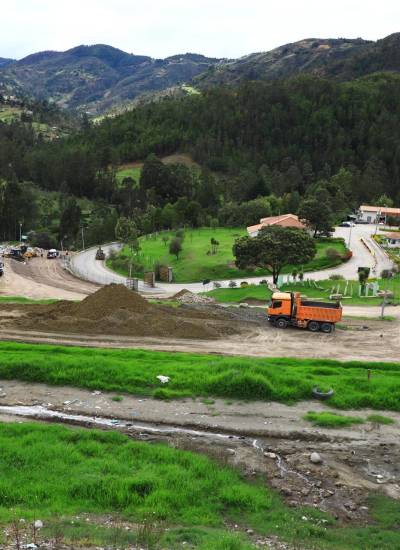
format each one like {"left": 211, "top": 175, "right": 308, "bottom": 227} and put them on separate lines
{"left": 73, "top": 284, "right": 150, "bottom": 319}
{"left": 15, "top": 283, "right": 242, "bottom": 340}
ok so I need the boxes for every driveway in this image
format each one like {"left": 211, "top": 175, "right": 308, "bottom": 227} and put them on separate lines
{"left": 70, "top": 225, "right": 394, "bottom": 295}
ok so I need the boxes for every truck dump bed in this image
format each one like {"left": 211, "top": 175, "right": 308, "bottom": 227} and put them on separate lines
{"left": 297, "top": 299, "right": 342, "bottom": 323}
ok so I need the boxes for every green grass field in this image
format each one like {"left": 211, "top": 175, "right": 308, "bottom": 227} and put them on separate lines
{"left": 108, "top": 228, "right": 347, "bottom": 283}
{"left": 205, "top": 276, "right": 400, "bottom": 306}
{"left": 1, "top": 343, "right": 400, "bottom": 411}
{"left": 0, "top": 422, "right": 398, "bottom": 549}
{"left": 115, "top": 164, "right": 142, "bottom": 184}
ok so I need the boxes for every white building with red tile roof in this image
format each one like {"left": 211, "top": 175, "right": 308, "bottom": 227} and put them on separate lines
{"left": 247, "top": 214, "right": 306, "bottom": 237}
{"left": 358, "top": 205, "right": 400, "bottom": 223}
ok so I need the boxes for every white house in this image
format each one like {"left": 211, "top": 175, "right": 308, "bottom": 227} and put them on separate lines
{"left": 358, "top": 205, "right": 400, "bottom": 224}
{"left": 382, "top": 232, "right": 400, "bottom": 248}
{"left": 247, "top": 214, "right": 306, "bottom": 237}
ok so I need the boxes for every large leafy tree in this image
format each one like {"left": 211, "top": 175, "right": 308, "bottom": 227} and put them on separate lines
{"left": 233, "top": 226, "right": 316, "bottom": 284}
{"left": 299, "top": 188, "right": 334, "bottom": 237}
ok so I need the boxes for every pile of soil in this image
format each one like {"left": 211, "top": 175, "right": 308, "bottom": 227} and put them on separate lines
{"left": 15, "top": 284, "right": 241, "bottom": 340}
{"left": 73, "top": 284, "right": 150, "bottom": 318}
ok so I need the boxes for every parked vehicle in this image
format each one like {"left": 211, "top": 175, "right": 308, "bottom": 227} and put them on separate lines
{"left": 339, "top": 221, "right": 354, "bottom": 227}
{"left": 47, "top": 249, "right": 58, "bottom": 259}
{"left": 0, "top": 261, "right": 3, "bottom": 277}
{"left": 267, "top": 292, "right": 342, "bottom": 333}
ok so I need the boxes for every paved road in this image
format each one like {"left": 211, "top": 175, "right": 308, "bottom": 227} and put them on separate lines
{"left": 71, "top": 225, "right": 393, "bottom": 295}
{"left": 70, "top": 244, "right": 162, "bottom": 295}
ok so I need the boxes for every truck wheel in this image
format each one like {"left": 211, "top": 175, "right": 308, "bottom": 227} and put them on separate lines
{"left": 275, "top": 317, "right": 288, "bottom": 329}
{"left": 321, "top": 323, "right": 333, "bottom": 333}
{"left": 308, "top": 321, "right": 320, "bottom": 332}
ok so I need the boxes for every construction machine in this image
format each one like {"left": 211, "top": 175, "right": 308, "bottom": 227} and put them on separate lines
{"left": 267, "top": 292, "right": 342, "bottom": 333}
{"left": 95, "top": 247, "right": 105, "bottom": 260}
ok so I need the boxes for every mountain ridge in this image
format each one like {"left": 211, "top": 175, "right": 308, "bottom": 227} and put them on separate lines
{"left": 1, "top": 34, "right": 400, "bottom": 113}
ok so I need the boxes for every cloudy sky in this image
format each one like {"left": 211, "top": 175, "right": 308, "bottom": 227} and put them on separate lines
{"left": 2, "top": 0, "right": 399, "bottom": 60}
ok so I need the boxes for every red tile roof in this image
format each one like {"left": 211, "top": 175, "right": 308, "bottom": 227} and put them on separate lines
{"left": 247, "top": 214, "right": 305, "bottom": 234}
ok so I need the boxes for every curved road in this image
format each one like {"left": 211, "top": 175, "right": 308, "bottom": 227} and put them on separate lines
{"left": 71, "top": 225, "right": 393, "bottom": 295}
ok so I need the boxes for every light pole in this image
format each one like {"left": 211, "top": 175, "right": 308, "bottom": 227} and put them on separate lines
{"left": 81, "top": 226, "right": 85, "bottom": 251}
{"left": 347, "top": 223, "right": 353, "bottom": 249}
{"left": 19, "top": 222, "right": 22, "bottom": 243}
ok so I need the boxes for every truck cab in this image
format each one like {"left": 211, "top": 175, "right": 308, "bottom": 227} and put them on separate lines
{"left": 268, "top": 291, "right": 342, "bottom": 333}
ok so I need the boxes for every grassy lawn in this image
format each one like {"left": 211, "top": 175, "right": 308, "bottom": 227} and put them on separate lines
{"left": 1, "top": 343, "right": 400, "bottom": 411}
{"left": 108, "top": 228, "right": 348, "bottom": 283}
{"left": 115, "top": 163, "right": 142, "bottom": 184}
{"left": 0, "top": 423, "right": 399, "bottom": 548}
{"left": 206, "top": 276, "right": 400, "bottom": 306}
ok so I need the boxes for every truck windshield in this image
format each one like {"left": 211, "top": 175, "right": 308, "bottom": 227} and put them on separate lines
{"left": 272, "top": 301, "right": 282, "bottom": 309}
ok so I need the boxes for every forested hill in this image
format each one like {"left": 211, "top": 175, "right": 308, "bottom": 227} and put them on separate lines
{"left": 19, "top": 73, "right": 400, "bottom": 204}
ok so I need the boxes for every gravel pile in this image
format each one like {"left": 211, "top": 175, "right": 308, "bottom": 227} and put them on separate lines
{"left": 173, "top": 289, "right": 215, "bottom": 305}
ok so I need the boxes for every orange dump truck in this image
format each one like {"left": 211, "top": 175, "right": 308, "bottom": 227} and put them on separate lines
{"left": 267, "top": 292, "right": 342, "bottom": 333}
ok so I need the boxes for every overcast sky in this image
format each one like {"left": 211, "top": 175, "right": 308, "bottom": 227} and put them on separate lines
{"left": 2, "top": 0, "right": 399, "bottom": 60}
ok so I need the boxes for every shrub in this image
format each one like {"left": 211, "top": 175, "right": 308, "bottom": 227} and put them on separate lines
{"left": 259, "top": 280, "right": 268, "bottom": 285}
{"left": 240, "top": 281, "right": 249, "bottom": 288}
{"left": 381, "top": 269, "right": 393, "bottom": 279}
{"left": 342, "top": 250, "right": 353, "bottom": 261}
{"left": 329, "top": 274, "right": 345, "bottom": 281}
{"left": 326, "top": 248, "right": 341, "bottom": 261}
{"left": 175, "top": 229, "right": 185, "bottom": 241}
{"left": 213, "top": 281, "right": 222, "bottom": 289}
{"left": 229, "top": 280, "right": 237, "bottom": 288}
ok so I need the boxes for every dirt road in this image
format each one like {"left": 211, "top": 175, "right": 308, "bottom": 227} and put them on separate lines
{"left": 0, "top": 379, "right": 398, "bottom": 523}
{"left": 0, "top": 309, "right": 399, "bottom": 362}
{"left": 0, "top": 256, "right": 98, "bottom": 300}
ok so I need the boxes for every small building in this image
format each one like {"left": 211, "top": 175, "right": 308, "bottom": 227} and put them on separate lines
{"left": 247, "top": 214, "right": 306, "bottom": 237}
{"left": 382, "top": 232, "right": 400, "bottom": 248}
{"left": 358, "top": 205, "right": 400, "bottom": 224}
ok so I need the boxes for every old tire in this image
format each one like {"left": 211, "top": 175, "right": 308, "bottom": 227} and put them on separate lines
{"left": 321, "top": 323, "right": 333, "bottom": 333}
{"left": 308, "top": 321, "right": 320, "bottom": 332}
{"left": 312, "top": 387, "right": 334, "bottom": 400}
{"left": 275, "top": 317, "right": 288, "bottom": 329}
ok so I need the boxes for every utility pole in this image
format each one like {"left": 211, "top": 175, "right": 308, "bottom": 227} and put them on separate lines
{"left": 19, "top": 222, "right": 22, "bottom": 243}
{"left": 374, "top": 209, "right": 381, "bottom": 236}
{"left": 347, "top": 223, "right": 353, "bottom": 249}
{"left": 381, "top": 294, "right": 387, "bottom": 319}
{"left": 81, "top": 226, "right": 85, "bottom": 251}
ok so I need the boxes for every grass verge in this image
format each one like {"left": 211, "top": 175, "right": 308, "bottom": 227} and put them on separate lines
{"left": 304, "top": 411, "right": 364, "bottom": 428}
{"left": 206, "top": 276, "right": 400, "bottom": 306}
{"left": 1, "top": 342, "right": 400, "bottom": 411}
{"left": 0, "top": 296, "right": 58, "bottom": 304}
